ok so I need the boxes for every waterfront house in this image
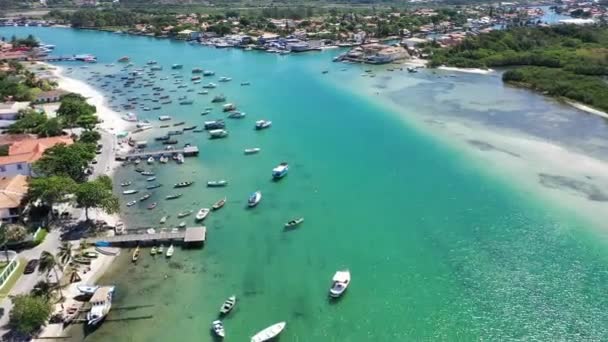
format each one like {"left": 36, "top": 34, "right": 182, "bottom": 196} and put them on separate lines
{"left": 33, "top": 90, "right": 68, "bottom": 104}
{"left": 0, "top": 102, "right": 29, "bottom": 121}
{"left": 0, "top": 136, "right": 73, "bottom": 177}
{"left": 177, "top": 29, "right": 200, "bottom": 41}
{"left": 0, "top": 175, "right": 28, "bottom": 223}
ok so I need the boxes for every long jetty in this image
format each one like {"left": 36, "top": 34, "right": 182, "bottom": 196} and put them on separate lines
{"left": 115, "top": 145, "right": 199, "bottom": 161}
{"left": 90, "top": 227, "right": 206, "bottom": 247}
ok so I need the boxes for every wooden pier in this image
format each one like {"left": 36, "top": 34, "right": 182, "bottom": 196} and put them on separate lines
{"left": 90, "top": 227, "right": 206, "bottom": 247}
{"left": 115, "top": 145, "right": 199, "bottom": 161}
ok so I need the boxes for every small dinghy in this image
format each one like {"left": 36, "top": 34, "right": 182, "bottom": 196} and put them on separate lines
{"left": 166, "top": 244, "right": 174, "bottom": 257}
{"left": 329, "top": 270, "right": 351, "bottom": 298}
{"left": 250, "top": 322, "right": 286, "bottom": 342}
{"left": 174, "top": 181, "right": 193, "bottom": 188}
{"left": 147, "top": 202, "right": 157, "bottom": 210}
{"left": 248, "top": 191, "right": 262, "bottom": 208}
{"left": 126, "top": 200, "right": 137, "bottom": 207}
{"left": 178, "top": 221, "right": 186, "bottom": 228}
{"left": 139, "top": 193, "right": 151, "bottom": 202}
{"left": 132, "top": 246, "right": 140, "bottom": 262}
{"left": 160, "top": 216, "right": 168, "bottom": 224}
{"left": 212, "top": 320, "right": 225, "bottom": 338}
{"left": 177, "top": 210, "right": 193, "bottom": 218}
{"left": 284, "top": 217, "right": 304, "bottom": 229}
{"left": 212, "top": 197, "right": 226, "bottom": 211}
{"left": 207, "top": 180, "right": 228, "bottom": 187}
{"left": 244, "top": 148, "right": 260, "bottom": 155}
{"left": 255, "top": 120, "right": 272, "bottom": 130}
{"left": 123, "top": 189, "right": 138, "bottom": 195}
{"left": 150, "top": 246, "right": 157, "bottom": 255}
{"left": 146, "top": 176, "right": 156, "bottom": 181}
{"left": 219, "top": 295, "right": 237, "bottom": 315}
{"left": 166, "top": 194, "right": 182, "bottom": 200}
{"left": 120, "top": 181, "right": 132, "bottom": 187}
{"left": 195, "top": 208, "right": 210, "bottom": 221}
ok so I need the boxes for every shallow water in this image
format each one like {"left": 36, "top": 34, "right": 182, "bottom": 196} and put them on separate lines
{"left": 3, "top": 27, "right": 608, "bottom": 341}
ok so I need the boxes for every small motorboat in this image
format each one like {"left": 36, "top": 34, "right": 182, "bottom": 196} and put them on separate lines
{"left": 272, "top": 162, "right": 289, "bottom": 179}
{"left": 76, "top": 285, "right": 99, "bottom": 296}
{"left": 177, "top": 210, "right": 193, "bottom": 218}
{"left": 329, "top": 270, "right": 351, "bottom": 298}
{"left": 139, "top": 193, "right": 151, "bottom": 202}
{"left": 248, "top": 191, "right": 262, "bottom": 208}
{"left": 132, "top": 246, "right": 140, "bottom": 262}
{"left": 222, "top": 103, "right": 236, "bottom": 112}
{"left": 207, "top": 180, "right": 228, "bottom": 187}
{"left": 255, "top": 120, "right": 272, "bottom": 130}
{"left": 160, "top": 216, "right": 168, "bottom": 224}
{"left": 126, "top": 200, "right": 137, "bottom": 207}
{"left": 219, "top": 295, "right": 237, "bottom": 315}
{"left": 195, "top": 208, "right": 210, "bottom": 221}
{"left": 285, "top": 217, "right": 304, "bottom": 229}
{"left": 218, "top": 76, "right": 231, "bottom": 82}
{"left": 166, "top": 194, "right": 182, "bottom": 200}
{"left": 150, "top": 246, "right": 157, "bottom": 255}
{"left": 147, "top": 202, "right": 157, "bottom": 210}
{"left": 172, "top": 64, "right": 183, "bottom": 70}
{"left": 147, "top": 176, "right": 157, "bottom": 182}
{"left": 244, "top": 148, "right": 261, "bottom": 155}
{"left": 174, "top": 181, "right": 193, "bottom": 188}
{"left": 212, "top": 197, "right": 226, "bottom": 211}
{"left": 120, "top": 181, "right": 132, "bottom": 187}
{"left": 123, "top": 189, "right": 138, "bottom": 195}
{"left": 178, "top": 221, "right": 186, "bottom": 228}
{"left": 212, "top": 320, "right": 225, "bottom": 338}
{"left": 141, "top": 171, "right": 155, "bottom": 176}
{"left": 251, "top": 322, "right": 286, "bottom": 342}
{"left": 147, "top": 184, "right": 162, "bottom": 190}
{"left": 166, "top": 244, "right": 174, "bottom": 257}
{"left": 227, "top": 111, "right": 246, "bottom": 119}
{"left": 158, "top": 245, "right": 164, "bottom": 254}
{"left": 147, "top": 157, "right": 155, "bottom": 164}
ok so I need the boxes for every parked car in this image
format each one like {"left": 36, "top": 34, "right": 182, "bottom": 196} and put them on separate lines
{"left": 24, "top": 259, "right": 39, "bottom": 274}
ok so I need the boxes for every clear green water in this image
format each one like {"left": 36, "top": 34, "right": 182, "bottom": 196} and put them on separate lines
{"left": 3, "top": 27, "right": 608, "bottom": 341}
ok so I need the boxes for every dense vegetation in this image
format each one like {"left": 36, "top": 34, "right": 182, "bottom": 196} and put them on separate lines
{"left": 429, "top": 25, "right": 608, "bottom": 112}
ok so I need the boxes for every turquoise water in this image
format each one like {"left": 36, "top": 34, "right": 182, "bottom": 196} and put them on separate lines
{"left": 3, "top": 27, "right": 608, "bottom": 341}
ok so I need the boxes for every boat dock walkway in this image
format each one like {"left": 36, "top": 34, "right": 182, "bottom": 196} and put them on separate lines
{"left": 90, "top": 227, "right": 206, "bottom": 247}
{"left": 115, "top": 145, "right": 199, "bottom": 161}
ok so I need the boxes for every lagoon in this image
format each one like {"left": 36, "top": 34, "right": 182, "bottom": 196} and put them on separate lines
{"left": 3, "top": 27, "right": 608, "bottom": 341}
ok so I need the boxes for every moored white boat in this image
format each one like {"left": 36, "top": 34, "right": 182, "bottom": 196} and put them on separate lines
{"left": 248, "top": 191, "right": 262, "bottom": 207}
{"left": 207, "top": 180, "right": 228, "bottom": 187}
{"left": 329, "top": 270, "right": 351, "bottom": 298}
{"left": 212, "top": 320, "right": 225, "bottom": 338}
{"left": 244, "top": 148, "right": 261, "bottom": 154}
{"left": 250, "top": 322, "right": 286, "bottom": 342}
{"left": 284, "top": 217, "right": 304, "bottom": 228}
{"left": 195, "top": 208, "right": 210, "bottom": 221}
{"left": 86, "top": 286, "right": 115, "bottom": 327}
{"left": 255, "top": 120, "right": 272, "bottom": 130}
{"left": 212, "top": 197, "right": 226, "bottom": 210}
{"left": 123, "top": 189, "right": 138, "bottom": 195}
{"left": 272, "top": 162, "right": 289, "bottom": 179}
{"left": 219, "top": 295, "right": 236, "bottom": 315}
{"left": 166, "top": 244, "right": 174, "bottom": 257}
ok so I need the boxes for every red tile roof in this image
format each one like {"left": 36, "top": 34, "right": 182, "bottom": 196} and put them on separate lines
{"left": 0, "top": 136, "right": 73, "bottom": 166}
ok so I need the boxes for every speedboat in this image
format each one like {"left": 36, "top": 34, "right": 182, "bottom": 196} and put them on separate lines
{"left": 244, "top": 148, "right": 261, "bottom": 155}
{"left": 139, "top": 193, "right": 151, "bottom": 202}
{"left": 174, "top": 181, "right": 193, "bottom": 188}
{"left": 147, "top": 202, "right": 157, "bottom": 210}
{"left": 166, "top": 244, "right": 174, "bottom": 257}
{"left": 218, "top": 76, "right": 232, "bottom": 82}
{"left": 147, "top": 176, "right": 157, "bottom": 182}
{"left": 120, "top": 181, "right": 132, "bottom": 187}
{"left": 195, "top": 208, "right": 210, "bottom": 221}
{"left": 329, "top": 270, "right": 351, "bottom": 298}
{"left": 209, "top": 129, "right": 228, "bottom": 139}
{"left": 285, "top": 217, "right": 304, "bottom": 228}
{"left": 272, "top": 163, "right": 288, "bottom": 179}
{"left": 177, "top": 210, "right": 193, "bottom": 218}
{"left": 248, "top": 191, "right": 262, "bottom": 208}
{"left": 123, "top": 189, "right": 138, "bottom": 195}
{"left": 203, "top": 70, "right": 215, "bottom": 76}
{"left": 126, "top": 200, "right": 137, "bottom": 207}
{"left": 212, "top": 320, "right": 225, "bottom": 338}
{"left": 227, "top": 111, "right": 246, "bottom": 119}
{"left": 77, "top": 285, "right": 99, "bottom": 296}
{"left": 219, "top": 295, "right": 236, "bottom": 315}
{"left": 166, "top": 193, "right": 182, "bottom": 200}
{"left": 212, "top": 197, "right": 226, "bottom": 211}
{"left": 255, "top": 120, "right": 272, "bottom": 130}
{"left": 202, "top": 82, "right": 217, "bottom": 89}
{"left": 86, "top": 286, "right": 115, "bottom": 326}
{"left": 222, "top": 103, "right": 236, "bottom": 112}
{"left": 211, "top": 94, "right": 226, "bottom": 103}
{"left": 207, "top": 180, "right": 228, "bottom": 187}
{"left": 250, "top": 322, "right": 286, "bottom": 342}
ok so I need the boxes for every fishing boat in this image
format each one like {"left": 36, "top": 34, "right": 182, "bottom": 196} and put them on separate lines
{"left": 178, "top": 221, "right": 186, "bottom": 228}
{"left": 179, "top": 100, "right": 194, "bottom": 105}
{"left": 255, "top": 120, "right": 272, "bottom": 130}
{"left": 209, "top": 129, "right": 228, "bottom": 139}
{"left": 158, "top": 245, "right": 164, "bottom": 254}
{"left": 192, "top": 68, "right": 203, "bottom": 74}
{"left": 218, "top": 76, "right": 232, "bottom": 82}
{"left": 329, "top": 270, "right": 351, "bottom": 298}
{"left": 77, "top": 285, "right": 99, "bottom": 296}
{"left": 150, "top": 246, "right": 157, "bottom": 255}
{"left": 141, "top": 171, "right": 155, "bottom": 176}
{"left": 166, "top": 244, "right": 174, "bottom": 257}
{"left": 147, "top": 184, "right": 162, "bottom": 190}
{"left": 244, "top": 148, "right": 261, "bottom": 154}
{"left": 147, "top": 202, "right": 157, "bottom": 210}
{"left": 174, "top": 181, "right": 193, "bottom": 188}
{"left": 86, "top": 286, "right": 115, "bottom": 327}
{"left": 250, "top": 322, "right": 286, "bottom": 342}
{"left": 126, "top": 200, "right": 137, "bottom": 207}
{"left": 211, "top": 94, "right": 226, "bottom": 103}
{"left": 132, "top": 246, "right": 140, "bottom": 262}
{"left": 219, "top": 295, "right": 236, "bottom": 315}
{"left": 139, "top": 193, "right": 151, "bottom": 202}
{"left": 272, "top": 162, "right": 289, "bottom": 179}
{"left": 285, "top": 217, "right": 304, "bottom": 228}
{"left": 227, "top": 111, "right": 246, "bottom": 119}
{"left": 204, "top": 119, "right": 225, "bottom": 130}
{"left": 183, "top": 125, "right": 197, "bottom": 131}
{"left": 177, "top": 210, "right": 193, "bottom": 218}
{"left": 166, "top": 193, "right": 182, "bottom": 200}
{"left": 203, "top": 70, "right": 215, "bottom": 76}
{"left": 222, "top": 103, "right": 236, "bottom": 112}
{"left": 160, "top": 216, "right": 168, "bottom": 224}
{"left": 120, "top": 181, "right": 132, "bottom": 187}
{"left": 195, "top": 208, "right": 210, "bottom": 221}
{"left": 147, "top": 176, "right": 157, "bottom": 182}
{"left": 207, "top": 180, "right": 228, "bottom": 187}
{"left": 118, "top": 56, "right": 130, "bottom": 62}
{"left": 202, "top": 82, "right": 217, "bottom": 89}
{"left": 147, "top": 157, "right": 155, "bottom": 164}
{"left": 212, "top": 197, "right": 226, "bottom": 210}
{"left": 248, "top": 191, "right": 262, "bottom": 207}
{"left": 172, "top": 64, "right": 183, "bottom": 69}
{"left": 123, "top": 189, "right": 138, "bottom": 195}
{"left": 212, "top": 320, "right": 225, "bottom": 338}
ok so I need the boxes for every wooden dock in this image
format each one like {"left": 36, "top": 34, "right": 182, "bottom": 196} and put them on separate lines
{"left": 90, "top": 227, "right": 206, "bottom": 247}
{"left": 115, "top": 145, "right": 199, "bottom": 161}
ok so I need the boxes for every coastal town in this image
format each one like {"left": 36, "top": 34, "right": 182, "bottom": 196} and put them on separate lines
{"left": 0, "top": 0, "right": 607, "bottom": 340}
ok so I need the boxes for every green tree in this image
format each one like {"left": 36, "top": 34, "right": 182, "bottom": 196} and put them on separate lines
{"left": 9, "top": 294, "right": 52, "bottom": 335}
{"left": 0, "top": 228, "right": 10, "bottom": 263}
{"left": 36, "top": 117, "right": 64, "bottom": 137}
{"left": 79, "top": 130, "right": 101, "bottom": 144}
{"left": 56, "top": 94, "right": 96, "bottom": 129}
{"left": 31, "top": 280, "right": 53, "bottom": 300}
{"left": 27, "top": 176, "right": 76, "bottom": 211}
{"left": 57, "top": 241, "right": 72, "bottom": 267}
{"left": 75, "top": 113, "right": 98, "bottom": 131}
{"left": 74, "top": 175, "right": 119, "bottom": 221}
{"left": 32, "top": 143, "right": 95, "bottom": 182}
{"left": 4, "top": 224, "right": 26, "bottom": 243}
{"left": 38, "top": 251, "right": 63, "bottom": 298}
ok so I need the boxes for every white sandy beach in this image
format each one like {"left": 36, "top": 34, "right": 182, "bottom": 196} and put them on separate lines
{"left": 567, "top": 101, "right": 608, "bottom": 120}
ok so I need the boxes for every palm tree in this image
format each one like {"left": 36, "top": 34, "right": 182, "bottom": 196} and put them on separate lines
{"left": 0, "top": 228, "right": 9, "bottom": 263}
{"left": 57, "top": 242, "right": 72, "bottom": 268}
{"left": 31, "top": 280, "right": 53, "bottom": 300}
{"left": 38, "top": 251, "right": 63, "bottom": 299}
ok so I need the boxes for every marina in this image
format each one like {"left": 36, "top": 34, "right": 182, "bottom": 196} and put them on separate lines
{"left": 115, "top": 146, "right": 199, "bottom": 160}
